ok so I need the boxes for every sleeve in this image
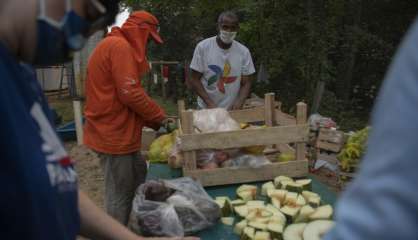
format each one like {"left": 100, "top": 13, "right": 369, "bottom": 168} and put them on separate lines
{"left": 324, "top": 18, "right": 418, "bottom": 240}
{"left": 241, "top": 48, "right": 256, "bottom": 76}
{"left": 110, "top": 41, "right": 165, "bottom": 126}
{"left": 190, "top": 43, "right": 205, "bottom": 73}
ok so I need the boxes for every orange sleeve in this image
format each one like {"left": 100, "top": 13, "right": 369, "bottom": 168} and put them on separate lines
{"left": 110, "top": 40, "right": 166, "bottom": 127}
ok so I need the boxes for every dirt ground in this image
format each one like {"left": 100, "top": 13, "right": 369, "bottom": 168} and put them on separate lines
{"left": 66, "top": 142, "right": 105, "bottom": 209}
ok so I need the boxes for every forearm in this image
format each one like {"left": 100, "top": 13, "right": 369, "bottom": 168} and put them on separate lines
{"left": 189, "top": 70, "right": 216, "bottom": 107}
{"left": 78, "top": 191, "right": 142, "bottom": 240}
{"left": 232, "top": 76, "right": 252, "bottom": 109}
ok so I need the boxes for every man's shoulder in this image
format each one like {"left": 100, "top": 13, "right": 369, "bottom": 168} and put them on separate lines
{"left": 99, "top": 36, "right": 131, "bottom": 51}
{"left": 233, "top": 40, "right": 251, "bottom": 53}
{"left": 196, "top": 36, "right": 217, "bottom": 48}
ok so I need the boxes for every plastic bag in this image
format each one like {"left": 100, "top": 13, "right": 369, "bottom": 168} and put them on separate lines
{"left": 193, "top": 108, "right": 240, "bottom": 133}
{"left": 196, "top": 149, "right": 242, "bottom": 169}
{"left": 308, "top": 113, "right": 336, "bottom": 131}
{"left": 222, "top": 154, "right": 271, "bottom": 169}
{"left": 132, "top": 177, "right": 220, "bottom": 237}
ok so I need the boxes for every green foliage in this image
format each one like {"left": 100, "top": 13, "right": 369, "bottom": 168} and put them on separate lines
{"left": 123, "top": 0, "right": 418, "bottom": 131}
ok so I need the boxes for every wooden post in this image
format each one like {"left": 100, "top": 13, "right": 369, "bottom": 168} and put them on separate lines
{"left": 177, "top": 100, "right": 186, "bottom": 128}
{"left": 264, "top": 93, "right": 276, "bottom": 127}
{"left": 296, "top": 102, "right": 307, "bottom": 160}
{"left": 73, "top": 100, "right": 83, "bottom": 145}
{"left": 181, "top": 110, "right": 197, "bottom": 170}
{"left": 161, "top": 64, "right": 166, "bottom": 99}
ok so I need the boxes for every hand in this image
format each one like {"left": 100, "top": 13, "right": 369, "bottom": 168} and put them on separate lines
{"left": 206, "top": 102, "right": 217, "bottom": 109}
{"left": 230, "top": 100, "right": 243, "bottom": 110}
{"left": 161, "top": 117, "right": 177, "bottom": 133}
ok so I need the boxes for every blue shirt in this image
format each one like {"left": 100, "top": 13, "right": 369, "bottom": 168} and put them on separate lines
{"left": 325, "top": 18, "right": 418, "bottom": 239}
{"left": 0, "top": 43, "right": 79, "bottom": 239}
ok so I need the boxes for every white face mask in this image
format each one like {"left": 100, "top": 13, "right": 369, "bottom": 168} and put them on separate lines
{"left": 219, "top": 30, "right": 237, "bottom": 44}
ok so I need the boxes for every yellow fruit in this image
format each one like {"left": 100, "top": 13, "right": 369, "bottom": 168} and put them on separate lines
{"left": 243, "top": 145, "right": 266, "bottom": 155}
{"left": 240, "top": 123, "right": 250, "bottom": 129}
{"left": 277, "top": 153, "right": 295, "bottom": 162}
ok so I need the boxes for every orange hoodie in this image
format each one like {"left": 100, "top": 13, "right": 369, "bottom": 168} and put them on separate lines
{"left": 83, "top": 11, "right": 165, "bottom": 155}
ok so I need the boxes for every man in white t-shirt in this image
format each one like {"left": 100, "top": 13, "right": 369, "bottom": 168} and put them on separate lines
{"left": 189, "top": 11, "right": 256, "bottom": 110}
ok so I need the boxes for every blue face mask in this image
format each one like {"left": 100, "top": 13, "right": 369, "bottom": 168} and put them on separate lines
{"left": 33, "top": 0, "right": 90, "bottom": 66}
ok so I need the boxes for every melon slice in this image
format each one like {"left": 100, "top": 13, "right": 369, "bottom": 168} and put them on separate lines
{"left": 303, "top": 220, "right": 335, "bottom": 240}
{"left": 309, "top": 205, "right": 333, "bottom": 220}
{"left": 283, "top": 223, "right": 307, "bottom": 240}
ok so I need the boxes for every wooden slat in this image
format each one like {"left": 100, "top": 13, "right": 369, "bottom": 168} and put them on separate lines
{"left": 179, "top": 124, "right": 309, "bottom": 151}
{"left": 296, "top": 102, "right": 307, "bottom": 161}
{"left": 276, "top": 110, "right": 297, "bottom": 125}
{"left": 276, "top": 144, "right": 296, "bottom": 154}
{"left": 180, "top": 110, "right": 197, "bottom": 170}
{"left": 265, "top": 93, "right": 275, "bottom": 126}
{"left": 184, "top": 160, "right": 309, "bottom": 187}
{"left": 317, "top": 141, "right": 342, "bottom": 152}
{"left": 229, "top": 107, "right": 265, "bottom": 123}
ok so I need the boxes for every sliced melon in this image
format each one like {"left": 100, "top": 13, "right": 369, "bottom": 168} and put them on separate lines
{"left": 254, "top": 231, "right": 271, "bottom": 240}
{"left": 278, "top": 180, "right": 294, "bottom": 190}
{"left": 303, "top": 220, "right": 335, "bottom": 240}
{"left": 232, "top": 199, "right": 247, "bottom": 207}
{"left": 295, "top": 179, "right": 312, "bottom": 191}
{"left": 280, "top": 205, "right": 301, "bottom": 223}
{"left": 235, "top": 205, "right": 249, "bottom": 218}
{"left": 249, "top": 221, "right": 268, "bottom": 231}
{"left": 241, "top": 227, "right": 255, "bottom": 240}
{"left": 247, "top": 209, "right": 273, "bottom": 222}
{"left": 215, "top": 197, "right": 233, "bottom": 217}
{"left": 294, "top": 205, "right": 315, "bottom": 223}
{"left": 285, "top": 182, "right": 304, "bottom": 193}
{"left": 271, "top": 196, "right": 282, "bottom": 209}
{"left": 268, "top": 189, "right": 288, "bottom": 203}
{"left": 267, "top": 222, "right": 284, "bottom": 240}
{"left": 283, "top": 223, "right": 307, "bottom": 240}
{"left": 308, "top": 196, "right": 321, "bottom": 208}
{"left": 262, "top": 181, "right": 276, "bottom": 196}
{"left": 234, "top": 219, "right": 248, "bottom": 235}
{"left": 295, "top": 195, "right": 306, "bottom": 207}
{"left": 274, "top": 176, "right": 294, "bottom": 187}
{"left": 301, "top": 191, "right": 319, "bottom": 202}
{"left": 284, "top": 192, "right": 298, "bottom": 206}
{"left": 309, "top": 205, "right": 333, "bottom": 220}
{"left": 238, "top": 190, "right": 257, "bottom": 202}
{"left": 247, "top": 200, "right": 266, "bottom": 207}
{"left": 266, "top": 204, "right": 286, "bottom": 225}
{"left": 221, "top": 217, "right": 235, "bottom": 226}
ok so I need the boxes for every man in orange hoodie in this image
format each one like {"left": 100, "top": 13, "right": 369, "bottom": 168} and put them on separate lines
{"left": 84, "top": 11, "right": 168, "bottom": 226}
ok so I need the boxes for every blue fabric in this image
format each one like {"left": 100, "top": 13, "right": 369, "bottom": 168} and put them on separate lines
{"left": 0, "top": 43, "right": 79, "bottom": 239}
{"left": 325, "top": 18, "right": 418, "bottom": 240}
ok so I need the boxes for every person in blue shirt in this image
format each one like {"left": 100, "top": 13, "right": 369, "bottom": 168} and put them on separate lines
{"left": 0, "top": 0, "right": 198, "bottom": 240}
{"left": 324, "top": 18, "right": 418, "bottom": 239}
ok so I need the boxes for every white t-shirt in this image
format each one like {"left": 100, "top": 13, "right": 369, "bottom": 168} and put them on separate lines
{"left": 190, "top": 36, "right": 256, "bottom": 109}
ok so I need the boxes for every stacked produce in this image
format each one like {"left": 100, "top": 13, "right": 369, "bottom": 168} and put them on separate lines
{"left": 338, "top": 127, "right": 370, "bottom": 174}
{"left": 148, "top": 130, "right": 178, "bottom": 163}
{"left": 214, "top": 176, "right": 335, "bottom": 240}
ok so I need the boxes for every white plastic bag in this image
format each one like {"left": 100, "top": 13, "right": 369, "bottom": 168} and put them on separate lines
{"left": 132, "top": 178, "right": 220, "bottom": 237}
{"left": 193, "top": 108, "right": 240, "bottom": 133}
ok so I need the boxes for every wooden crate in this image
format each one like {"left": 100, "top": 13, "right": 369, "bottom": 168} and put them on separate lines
{"left": 176, "top": 93, "right": 309, "bottom": 186}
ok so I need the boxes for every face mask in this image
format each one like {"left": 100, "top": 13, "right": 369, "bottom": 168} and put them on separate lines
{"left": 33, "top": 0, "right": 90, "bottom": 66}
{"left": 219, "top": 30, "right": 237, "bottom": 44}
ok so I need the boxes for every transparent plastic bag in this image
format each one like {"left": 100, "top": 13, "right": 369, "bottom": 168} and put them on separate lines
{"left": 132, "top": 177, "right": 220, "bottom": 237}
{"left": 222, "top": 154, "right": 271, "bottom": 169}
{"left": 193, "top": 108, "right": 240, "bottom": 133}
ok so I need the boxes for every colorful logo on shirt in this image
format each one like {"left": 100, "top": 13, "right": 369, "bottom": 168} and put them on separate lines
{"left": 207, "top": 61, "right": 237, "bottom": 93}
{"left": 31, "top": 103, "right": 77, "bottom": 192}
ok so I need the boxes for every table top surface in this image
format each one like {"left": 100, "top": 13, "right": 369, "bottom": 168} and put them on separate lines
{"left": 147, "top": 164, "right": 337, "bottom": 240}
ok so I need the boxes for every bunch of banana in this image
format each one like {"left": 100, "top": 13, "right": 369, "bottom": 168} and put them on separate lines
{"left": 338, "top": 127, "right": 370, "bottom": 173}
